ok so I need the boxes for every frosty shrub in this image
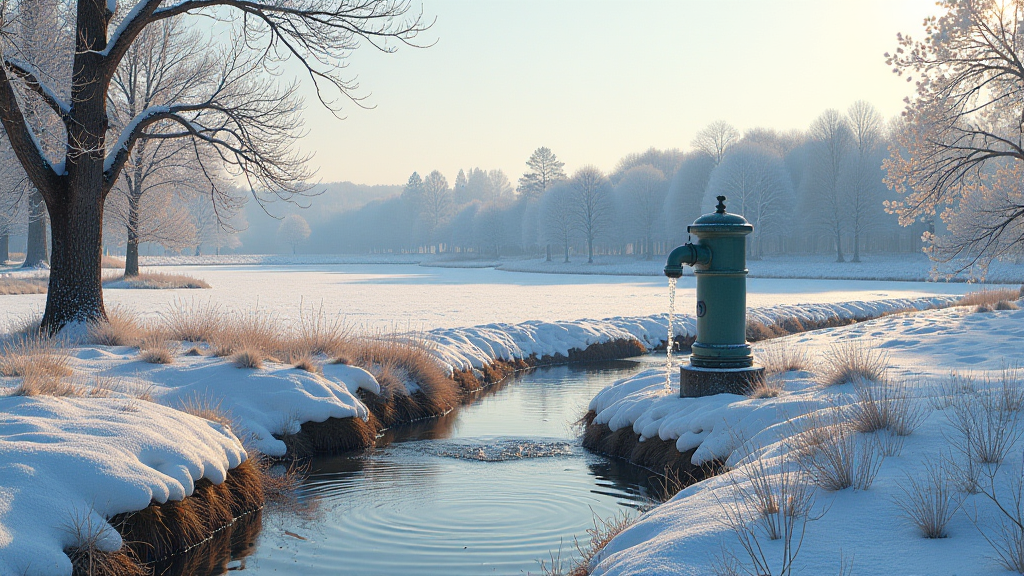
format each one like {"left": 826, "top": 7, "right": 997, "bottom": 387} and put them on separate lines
{"left": 749, "top": 374, "right": 785, "bottom": 399}
{"left": 893, "top": 462, "right": 962, "bottom": 538}
{"left": 791, "top": 405, "right": 884, "bottom": 491}
{"left": 817, "top": 342, "right": 888, "bottom": 387}
{"left": 850, "top": 378, "right": 926, "bottom": 438}
{"left": 945, "top": 388, "right": 1022, "bottom": 465}
{"left": 714, "top": 446, "right": 821, "bottom": 576}
{"left": 761, "top": 342, "right": 809, "bottom": 377}
{"left": 929, "top": 371, "right": 977, "bottom": 410}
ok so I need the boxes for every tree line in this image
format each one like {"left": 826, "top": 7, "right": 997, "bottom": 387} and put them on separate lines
{"left": 314, "top": 102, "right": 926, "bottom": 262}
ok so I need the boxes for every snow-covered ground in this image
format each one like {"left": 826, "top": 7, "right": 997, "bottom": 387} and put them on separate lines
{"left": 587, "top": 304, "right": 1024, "bottom": 576}
{"left": 0, "top": 264, "right": 1000, "bottom": 332}
{"left": 0, "top": 395, "right": 247, "bottom": 576}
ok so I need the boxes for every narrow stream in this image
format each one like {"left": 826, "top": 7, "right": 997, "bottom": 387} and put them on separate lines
{"left": 199, "top": 357, "right": 666, "bottom": 575}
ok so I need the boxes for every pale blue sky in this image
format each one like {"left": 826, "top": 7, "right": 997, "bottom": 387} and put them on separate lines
{"left": 296, "top": 0, "right": 937, "bottom": 186}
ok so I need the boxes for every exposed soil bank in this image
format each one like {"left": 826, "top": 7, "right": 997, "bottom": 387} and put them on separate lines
{"left": 281, "top": 338, "right": 647, "bottom": 459}
{"left": 69, "top": 459, "right": 264, "bottom": 576}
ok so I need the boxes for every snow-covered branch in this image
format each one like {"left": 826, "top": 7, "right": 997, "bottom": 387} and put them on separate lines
{"left": 4, "top": 59, "right": 71, "bottom": 117}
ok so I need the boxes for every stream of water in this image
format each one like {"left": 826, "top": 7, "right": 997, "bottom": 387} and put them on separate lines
{"left": 179, "top": 358, "right": 665, "bottom": 575}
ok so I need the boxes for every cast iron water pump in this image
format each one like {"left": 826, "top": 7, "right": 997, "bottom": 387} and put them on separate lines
{"left": 664, "top": 196, "right": 765, "bottom": 397}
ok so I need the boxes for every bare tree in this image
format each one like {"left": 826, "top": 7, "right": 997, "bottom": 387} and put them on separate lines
{"left": 885, "top": 0, "right": 1024, "bottom": 274}
{"left": 420, "top": 170, "right": 451, "bottom": 251}
{"left": 808, "top": 109, "right": 853, "bottom": 262}
{"left": 707, "top": 142, "right": 794, "bottom": 259}
{"left": 610, "top": 147, "right": 684, "bottom": 184}
{"left": 846, "top": 100, "right": 884, "bottom": 262}
{"left": 542, "top": 182, "right": 576, "bottom": 263}
{"left": 616, "top": 165, "right": 666, "bottom": 259}
{"left": 517, "top": 146, "right": 566, "bottom": 200}
{"left": 277, "top": 213, "right": 310, "bottom": 254}
{"left": 692, "top": 120, "right": 740, "bottom": 166}
{"left": 568, "top": 165, "right": 612, "bottom": 264}
{"left": 0, "top": 0, "right": 427, "bottom": 331}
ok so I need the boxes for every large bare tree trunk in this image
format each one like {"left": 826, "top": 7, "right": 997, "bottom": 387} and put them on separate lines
{"left": 22, "top": 190, "right": 48, "bottom": 267}
{"left": 835, "top": 231, "right": 845, "bottom": 263}
{"left": 44, "top": 187, "right": 106, "bottom": 330}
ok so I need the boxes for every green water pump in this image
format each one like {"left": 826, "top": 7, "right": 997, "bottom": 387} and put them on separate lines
{"left": 664, "top": 196, "right": 765, "bottom": 397}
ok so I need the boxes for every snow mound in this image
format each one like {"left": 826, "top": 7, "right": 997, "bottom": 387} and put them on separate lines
{"left": 0, "top": 396, "right": 246, "bottom": 576}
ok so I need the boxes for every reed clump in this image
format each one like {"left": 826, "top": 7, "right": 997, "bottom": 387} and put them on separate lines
{"left": 957, "top": 288, "right": 1020, "bottom": 308}
{"left": 0, "top": 333, "right": 73, "bottom": 378}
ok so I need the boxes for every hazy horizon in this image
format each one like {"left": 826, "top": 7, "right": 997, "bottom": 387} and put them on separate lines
{"left": 293, "top": 0, "right": 936, "bottom": 187}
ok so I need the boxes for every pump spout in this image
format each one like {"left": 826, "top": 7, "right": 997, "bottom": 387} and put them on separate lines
{"left": 664, "top": 243, "right": 711, "bottom": 278}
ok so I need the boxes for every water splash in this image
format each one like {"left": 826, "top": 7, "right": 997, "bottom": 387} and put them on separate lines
{"left": 424, "top": 439, "right": 574, "bottom": 462}
{"left": 666, "top": 277, "right": 677, "bottom": 390}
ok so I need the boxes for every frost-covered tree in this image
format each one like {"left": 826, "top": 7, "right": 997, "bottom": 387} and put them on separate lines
{"left": 517, "top": 147, "right": 566, "bottom": 200}
{"left": 610, "top": 147, "right": 685, "bottom": 184}
{"left": 885, "top": 0, "right": 1024, "bottom": 274}
{"left": 616, "top": 165, "right": 666, "bottom": 259}
{"left": 569, "top": 165, "right": 612, "bottom": 264}
{"left": 277, "top": 214, "right": 311, "bottom": 254}
{"left": 663, "top": 152, "right": 715, "bottom": 246}
{"left": 846, "top": 100, "right": 885, "bottom": 262}
{"left": 707, "top": 143, "right": 794, "bottom": 259}
{"left": 420, "top": 170, "right": 452, "bottom": 250}
{"left": 542, "top": 182, "right": 576, "bottom": 263}
{"left": 0, "top": 0, "right": 426, "bottom": 330}
{"left": 692, "top": 121, "right": 740, "bottom": 166}
{"left": 808, "top": 109, "right": 854, "bottom": 262}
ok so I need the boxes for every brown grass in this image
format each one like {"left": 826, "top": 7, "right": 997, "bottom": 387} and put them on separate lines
{"left": 958, "top": 288, "right": 1021, "bottom": 307}
{"left": 760, "top": 342, "right": 808, "bottom": 376}
{"left": 138, "top": 337, "right": 174, "bottom": 364}
{"left": 87, "top": 307, "right": 152, "bottom": 347}
{"left": 293, "top": 353, "right": 321, "bottom": 373}
{"left": 101, "top": 255, "right": 126, "bottom": 269}
{"left": 10, "top": 365, "right": 81, "bottom": 397}
{"left": 0, "top": 333, "right": 73, "bottom": 378}
{"left": 996, "top": 300, "right": 1020, "bottom": 310}
{"left": 540, "top": 511, "right": 636, "bottom": 576}
{"left": 749, "top": 374, "right": 785, "bottom": 399}
{"left": 233, "top": 347, "right": 265, "bottom": 369}
{"left": 106, "top": 272, "right": 210, "bottom": 289}
{"left": 817, "top": 341, "right": 889, "bottom": 387}
{"left": 790, "top": 405, "right": 884, "bottom": 491}
{"left": 162, "top": 298, "right": 223, "bottom": 343}
{"left": 0, "top": 276, "right": 47, "bottom": 295}
{"left": 293, "top": 300, "right": 351, "bottom": 357}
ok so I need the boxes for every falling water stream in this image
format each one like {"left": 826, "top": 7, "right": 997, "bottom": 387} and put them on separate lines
{"left": 666, "top": 277, "right": 677, "bottom": 389}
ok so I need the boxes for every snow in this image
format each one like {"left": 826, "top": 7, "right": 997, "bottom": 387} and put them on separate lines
{"left": 587, "top": 303, "right": 1024, "bottom": 576}
{"left": 104, "top": 105, "right": 169, "bottom": 173}
{"left": 0, "top": 395, "right": 246, "bottom": 576}
{"left": 60, "top": 346, "right": 379, "bottom": 457}
{"left": 6, "top": 58, "right": 71, "bottom": 115}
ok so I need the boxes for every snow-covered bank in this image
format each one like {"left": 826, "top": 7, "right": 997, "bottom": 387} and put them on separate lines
{"left": 425, "top": 294, "right": 959, "bottom": 373}
{"left": 137, "top": 253, "right": 426, "bottom": 267}
{"left": 0, "top": 396, "right": 247, "bottom": 576}
{"left": 586, "top": 304, "right": 1024, "bottom": 576}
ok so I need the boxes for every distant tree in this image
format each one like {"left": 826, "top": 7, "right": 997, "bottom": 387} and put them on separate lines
{"left": 707, "top": 143, "right": 794, "bottom": 258}
{"left": 542, "top": 183, "right": 577, "bottom": 262}
{"left": 517, "top": 147, "right": 566, "bottom": 200}
{"left": 454, "top": 168, "right": 468, "bottom": 203}
{"left": 474, "top": 198, "right": 517, "bottom": 257}
{"left": 464, "top": 168, "right": 491, "bottom": 202}
{"left": 278, "top": 214, "right": 311, "bottom": 254}
{"left": 487, "top": 169, "right": 514, "bottom": 200}
{"left": 846, "top": 100, "right": 885, "bottom": 263}
{"left": 885, "top": 0, "right": 1024, "bottom": 274}
{"left": 692, "top": 121, "right": 740, "bottom": 166}
{"left": 403, "top": 172, "right": 424, "bottom": 205}
{"left": 663, "top": 152, "right": 715, "bottom": 245}
{"left": 610, "top": 147, "right": 685, "bottom": 184}
{"left": 616, "top": 165, "right": 666, "bottom": 259}
{"left": 569, "top": 165, "right": 612, "bottom": 264}
{"left": 808, "top": 109, "right": 853, "bottom": 262}
{"left": 420, "top": 170, "right": 452, "bottom": 250}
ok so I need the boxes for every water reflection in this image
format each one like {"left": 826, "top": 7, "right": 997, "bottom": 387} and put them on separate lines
{"left": 164, "top": 358, "right": 666, "bottom": 575}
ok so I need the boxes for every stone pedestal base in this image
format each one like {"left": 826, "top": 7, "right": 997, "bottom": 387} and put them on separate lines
{"left": 680, "top": 364, "right": 765, "bottom": 397}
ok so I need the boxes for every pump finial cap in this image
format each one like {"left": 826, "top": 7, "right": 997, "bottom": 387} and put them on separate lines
{"left": 715, "top": 196, "right": 727, "bottom": 214}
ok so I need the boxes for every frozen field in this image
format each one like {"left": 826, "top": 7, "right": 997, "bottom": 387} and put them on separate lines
{"left": 0, "top": 264, "right": 1007, "bottom": 331}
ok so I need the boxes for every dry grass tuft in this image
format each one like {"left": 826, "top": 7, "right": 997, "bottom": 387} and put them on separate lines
{"left": 975, "top": 303, "right": 994, "bottom": 313}
{"left": 293, "top": 353, "right": 321, "bottom": 373}
{"left": 749, "top": 374, "right": 785, "bottom": 399}
{"left": 995, "top": 300, "right": 1020, "bottom": 311}
{"left": 851, "top": 378, "right": 926, "bottom": 437}
{"left": 64, "top": 510, "right": 145, "bottom": 576}
{"left": 0, "top": 333, "right": 73, "bottom": 378}
{"left": 233, "top": 347, "right": 265, "bottom": 370}
{"left": 761, "top": 342, "right": 808, "bottom": 376}
{"left": 10, "top": 366, "right": 81, "bottom": 397}
{"left": 138, "top": 337, "right": 174, "bottom": 364}
{"left": 958, "top": 288, "right": 1021, "bottom": 308}
{"left": 539, "top": 511, "right": 636, "bottom": 576}
{"left": 176, "top": 395, "right": 232, "bottom": 426}
{"left": 791, "top": 405, "right": 884, "bottom": 491}
{"left": 893, "top": 461, "right": 962, "bottom": 538}
{"left": 293, "top": 300, "right": 350, "bottom": 357}
{"left": 817, "top": 341, "right": 889, "bottom": 387}
{"left": 210, "top": 307, "right": 280, "bottom": 359}
{"left": 0, "top": 276, "right": 47, "bottom": 295}
{"left": 86, "top": 307, "right": 151, "bottom": 347}
{"left": 162, "top": 298, "right": 222, "bottom": 343}
{"left": 946, "top": 386, "right": 1022, "bottom": 465}
{"left": 107, "top": 272, "right": 210, "bottom": 289}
